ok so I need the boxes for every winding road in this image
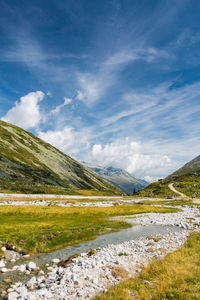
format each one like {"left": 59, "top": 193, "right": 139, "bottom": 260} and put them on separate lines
{"left": 168, "top": 183, "right": 187, "bottom": 198}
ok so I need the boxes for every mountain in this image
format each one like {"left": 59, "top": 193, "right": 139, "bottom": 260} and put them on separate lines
{"left": 138, "top": 155, "right": 200, "bottom": 198}
{"left": 82, "top": 162, "right": 148, "bottom": 195}
{"left": 0, "top": 121, "right": 123, "bottom": 195}
{"left": 168, "top": 155, "right": 200, "bottom": 177}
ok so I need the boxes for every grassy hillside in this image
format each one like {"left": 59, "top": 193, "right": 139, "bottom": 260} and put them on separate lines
{"left": 138, "top": 168, "right": 200, "bottom": 198}
{"left": 0, "top": 121, "right": 122, "bottom": 195}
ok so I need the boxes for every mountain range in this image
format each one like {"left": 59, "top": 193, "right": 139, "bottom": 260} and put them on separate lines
{"left": 0, "top": 121, "right": 122, "bottom": 195}
{"left": 82, "top": 162, "right": 148, "bottom": 195}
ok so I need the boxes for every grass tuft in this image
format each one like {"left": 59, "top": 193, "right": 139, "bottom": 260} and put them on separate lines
{"left": 95, "top": 233, "right": 200, "bottom": 300}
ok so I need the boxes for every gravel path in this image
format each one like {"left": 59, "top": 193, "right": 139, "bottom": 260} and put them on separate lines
{"left": 168, "top": 183, "right": 187, "bottom": 198}
{"left": 4, "top": 205, "right": 200, "bottom": 300}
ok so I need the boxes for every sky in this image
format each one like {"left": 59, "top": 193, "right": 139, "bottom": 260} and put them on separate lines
{"left": 0, "top": 0, "right": 200, "bottom": 182}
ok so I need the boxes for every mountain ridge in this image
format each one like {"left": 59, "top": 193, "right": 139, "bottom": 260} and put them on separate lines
{"left": 0, "top": 121, "right": 123, "bottom": 195}
{"left": 82, "top": 162, "right": 148, "bottom": 195}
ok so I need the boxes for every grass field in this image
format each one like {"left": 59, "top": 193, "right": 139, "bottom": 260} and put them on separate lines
{"left": 95, "top": 232, "right": 200, "bottom": 300}
{"left": 137, "top": 199, "right": 200, "bottom": 207}
{"left": 0, "top": 205, "right": 178, "bottom": 255}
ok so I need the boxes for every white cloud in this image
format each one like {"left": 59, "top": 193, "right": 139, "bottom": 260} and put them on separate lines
{"left": 51, "top": 97, "right": 72, "bottom": 114}
{"left": 77, "top": 47, "right": 169, "bottom": 106}
{"left": 76, "top": 90, "right": 84, "bottom": 100}
{"left": 1, "top": 91, "right": 44, "bottom": 130}
{"left": 37, "top": 125, "right": 90, "bottom": 155}
{"left": 90, "top": 138, "right": 175, "bottom": 179}
{"left": 144, "top": 175, "right": 160, "bottom": 183}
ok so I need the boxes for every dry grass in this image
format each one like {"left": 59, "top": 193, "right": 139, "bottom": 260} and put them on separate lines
{"left": 95, "top": 233, "right": 200, "bottom": 300}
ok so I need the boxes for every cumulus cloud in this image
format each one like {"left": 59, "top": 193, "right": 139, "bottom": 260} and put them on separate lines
{"left": 37, "top": 125, "right": 90, "bottom": 155}
{"left": 90, "top": 138, "right": 175, "bottom": 179}
{"left": 144, "top": 175, "right": 160, "bottom": 183}
{"left": 51, "top": 97, "right": 72, "bottom": 114}
{"left": 1, "top": 91, "right": 44, "bottom": 130}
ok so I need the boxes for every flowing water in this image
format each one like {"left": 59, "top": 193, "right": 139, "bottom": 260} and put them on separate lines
{"left": 0, "top": 222, "right": 183, "bottom": 295}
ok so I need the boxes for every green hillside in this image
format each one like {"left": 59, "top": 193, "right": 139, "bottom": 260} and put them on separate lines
{"left": 0, "top": 121, "right": 122, "bottom": 195}
{"left": 138, "top": 155, "right": 200, "bottom": 198}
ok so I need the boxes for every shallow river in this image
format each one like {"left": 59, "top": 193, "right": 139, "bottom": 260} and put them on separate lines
{"left": 0, "top": 222, "right": 183, "bottom": 295}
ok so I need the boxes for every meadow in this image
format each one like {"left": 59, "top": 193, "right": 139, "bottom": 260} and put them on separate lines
{"left": 0, "top": 204, "right": 178, "bottom": 255}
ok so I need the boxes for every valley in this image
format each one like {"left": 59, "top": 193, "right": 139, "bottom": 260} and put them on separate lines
{"left": 0, "top": 195, "right": 199, "bottom": 299}
{"left": 0, "top": 121, "right": 200, "bottom": 299}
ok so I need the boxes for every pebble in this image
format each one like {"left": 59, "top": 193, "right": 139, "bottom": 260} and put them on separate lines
{"left": 5, "top": 205, "right": 200, "bottom": 300}
{"left": 26, "top": 262, "right": 37, "bottom": 271}
{"left": 1, "top": 267, "right": 8, "bottom": 273}
{"left": 51, "top": 258, "right": 60, "bottom": 264}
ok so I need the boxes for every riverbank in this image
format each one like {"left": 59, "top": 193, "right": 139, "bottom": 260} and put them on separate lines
{"left": 4, "top": 205, "right": 200, "bottom": 300}
{"left": 96, "top": 232, "right": 200, "bottom": 300}
{"left": 0, "top": 205, "right": 176, "bottom": 255}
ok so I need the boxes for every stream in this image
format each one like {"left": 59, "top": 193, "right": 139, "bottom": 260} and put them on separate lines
{"left": 0, "top": 221, "right": 183, "bottom": 294}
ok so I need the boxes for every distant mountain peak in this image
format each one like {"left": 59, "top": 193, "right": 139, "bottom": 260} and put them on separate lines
{"left": 82, "top": 162, "right": 148, "bottom": 195}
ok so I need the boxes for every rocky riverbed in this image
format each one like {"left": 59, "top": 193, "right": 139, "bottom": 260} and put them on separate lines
{"left": 2, "top": 205, "right": 200, "bottom": 300}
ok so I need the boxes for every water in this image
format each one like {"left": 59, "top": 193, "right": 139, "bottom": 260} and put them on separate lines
{"left": 0, "top": 223, "right": 183, "bottom": 295}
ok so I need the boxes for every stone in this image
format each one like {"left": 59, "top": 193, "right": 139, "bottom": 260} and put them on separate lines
{"left": 51, "top": 258, "right": 60, "bottom": 264}
{"left": 1, "top": 267, "right": 8, "bottom": 273}
{"left": 4, "top": 278, "right": 11, "bottom": 283}
{"left": 26, "top": 276, "right": 37, "bottom": 289}
{"left": 15, "top": 286, "right": 28, "bottom": 296}
{"left": 0, "top": 260, "right": 5, "bottom": 267}
{"left": 1, "top": 246, "right": 6, "bottom": 252}
{"left": 4, "top": 250, "right": 20, "bottom": 261}
{"left": 18, "top": 264, "right": 26, "bottom": 272}
{"left": 26, "top": 261, "right": 37, "bottom": 271}
{"left": 7, "top": 291, "right": 18, "bottom": 300}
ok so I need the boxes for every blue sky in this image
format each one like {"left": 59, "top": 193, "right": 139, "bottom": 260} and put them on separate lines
{"left": 1, "top": 0, "right": 200, "bottom": 181}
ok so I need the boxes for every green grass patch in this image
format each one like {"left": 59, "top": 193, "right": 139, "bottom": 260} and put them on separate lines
{"left": 0, "top": 205, "right": 178, "bottom": 255}
{"left": 95, "top": 233, "right": 200, "bottom": 300}
{"left": 137, "top": 199, "right": 198, "bottom": 207}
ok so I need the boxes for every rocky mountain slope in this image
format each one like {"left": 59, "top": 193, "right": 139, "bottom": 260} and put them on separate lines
{"left": 83, "top": 162, "right": 147, "bottom": 195}
{"left": 0, "top": 121, "right": 122, "bottom": 195}
{"left": 139, "top": 155, "right": 200, "bottom": 198}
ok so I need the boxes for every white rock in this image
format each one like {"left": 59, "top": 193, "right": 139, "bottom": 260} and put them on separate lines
{"left": 51, "top": 258, "right": 60, "bottom": 264}
{"left": 1, "top": 246, "right": 6, "bottom": 252}
{"left": 26, "top": 261, "right": 37, "bottom": 271}
{"left": 26, "top": 276, "right": 37, "bottom": 290}
{"left": 1, "top": 267, "right": 8, "bottom": 273}
{"left": 0, "top": 260, "right": 5, "bottom": 267}
{"left": 8, "top": 292, "right": 18, "bottom": 300}
{"left": 18, "top": 264, "right": 26, "bottom": 272}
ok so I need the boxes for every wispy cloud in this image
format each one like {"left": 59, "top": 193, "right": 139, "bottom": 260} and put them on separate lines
{"left": 77, "top": 47, "right": 170, "bottom": 106}
{"left": 51, "top": 97, "right": 72, "bottom": 114}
